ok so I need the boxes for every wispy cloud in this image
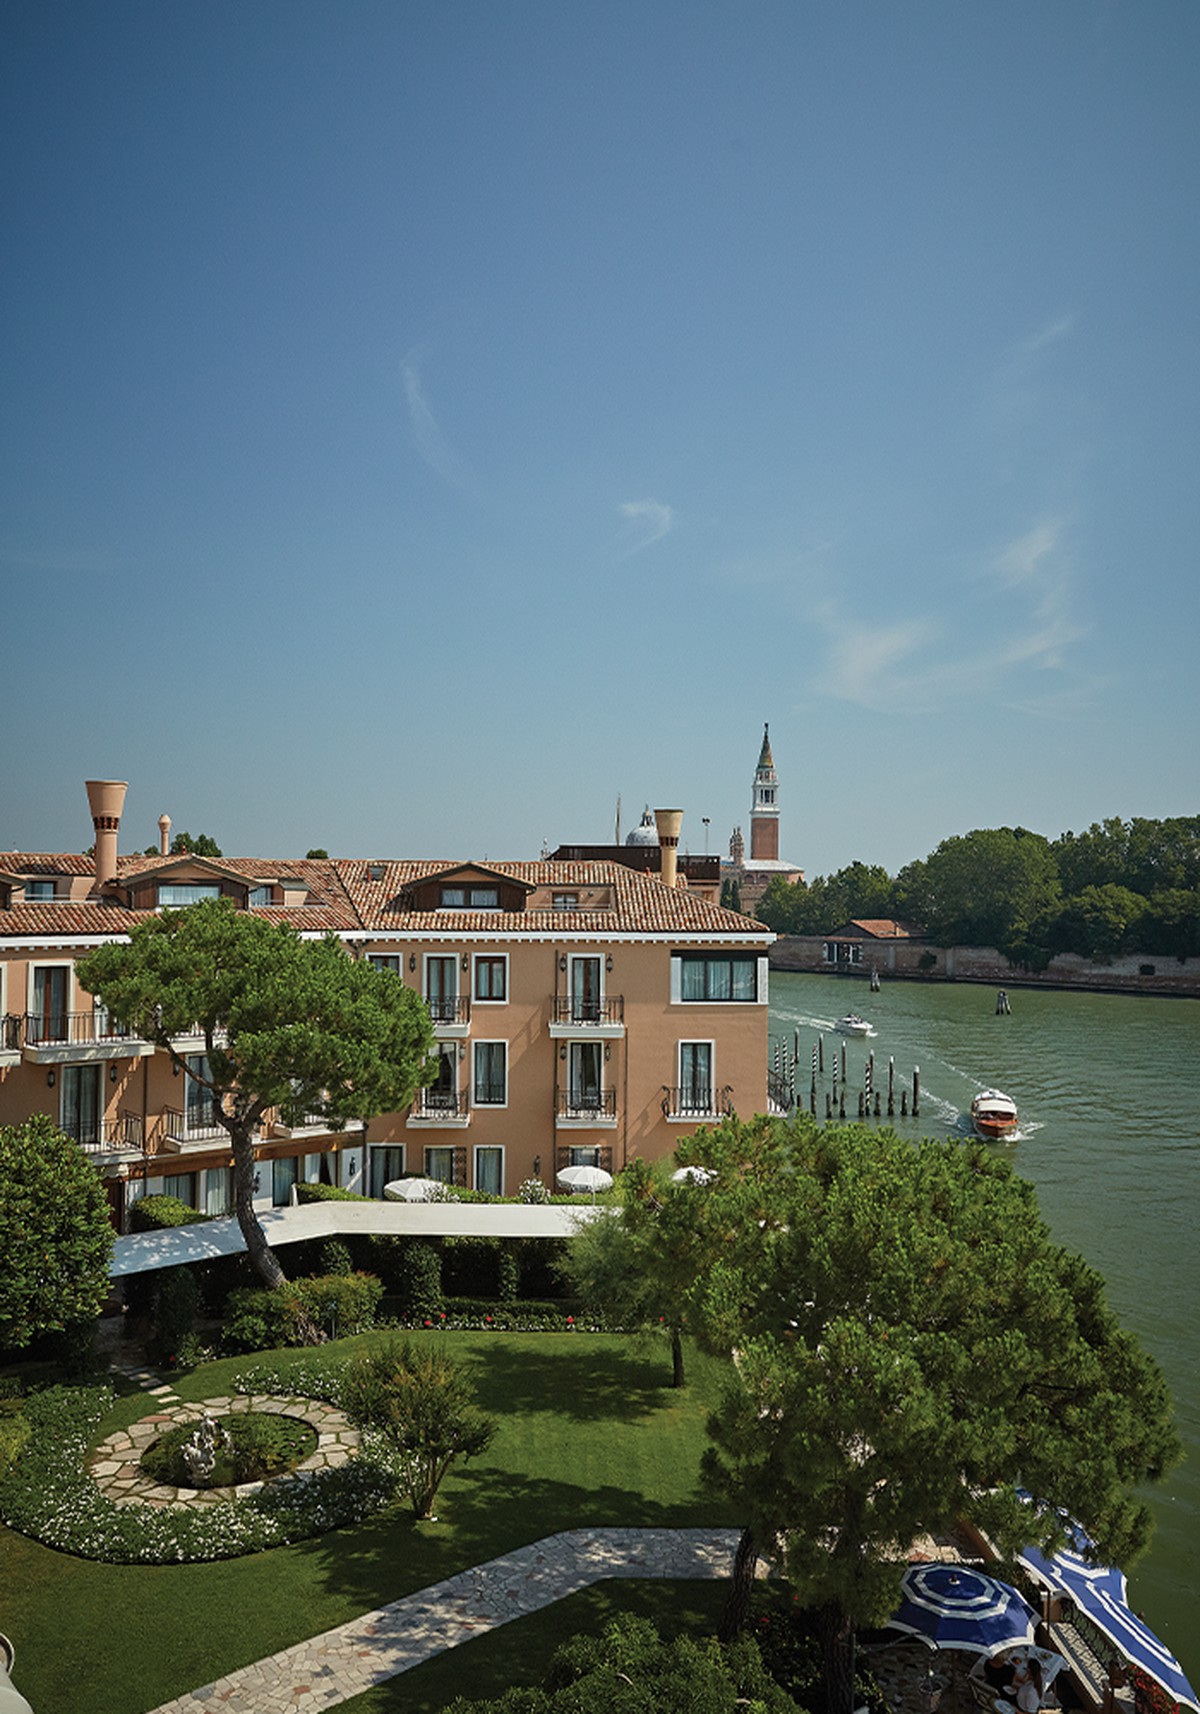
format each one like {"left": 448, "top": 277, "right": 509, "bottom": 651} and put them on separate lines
{"left": 401, "top": 346, "right": 468, "bottom": 488}
{"left": 617, "top": 499, "right": 674, "bottom": 557}
{"left": 987, "top": 517, "right": 1086, "bottom": 672}
{"left": 811, "top": 606, "right": 942, "bottom": 712}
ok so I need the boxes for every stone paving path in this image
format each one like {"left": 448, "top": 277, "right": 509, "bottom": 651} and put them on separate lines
{"left": 145, "top": 1526, "right": 745, "bottom": 1714}
{"left": 90, "top": 1395, "right": 362, "bottom": 1507}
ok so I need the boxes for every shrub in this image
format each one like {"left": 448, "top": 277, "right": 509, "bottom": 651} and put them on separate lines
{"left": 294, "top": 1181, "right": 366, "bottom": 1204}
{"left": 129, "top": 1194, "right": 210, "bottom": 1231}
{"left": 497, "top": 1246, "right": 520, "bottom": 1303}
{"left": 298, "top": 1272, "right": 383, "bottom": 1338}
{"left": 517, "top": 1176, "right": 550, "bottom": 1204}
{"left": 221, "top": 1273, "right": 383, "bottom": 1352}
{"left": 394, "top": 1241, "right": 444, "bottom": 1320}
{"left": 318, "top": 1238, "right": 354, "bottom": 1279}
{"left": 340, "top": 1338, "right": 496, "bottom": 1518}
{"left": 0, "top": 1411, "right": 30, "bottom": 1478}
{"left": 222, "top": 1287, "right": 302, "bottom": 1354}
{"left": 149, "top": 1268, "right": 201, "bottom": 1365}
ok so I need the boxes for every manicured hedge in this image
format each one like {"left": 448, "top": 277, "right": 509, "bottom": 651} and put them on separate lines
{"left": 129, "top": 1195, "right": 211, "bottom": 1231}
{"left": 222, "top": 1272, "right": 384, "bottom": 1353}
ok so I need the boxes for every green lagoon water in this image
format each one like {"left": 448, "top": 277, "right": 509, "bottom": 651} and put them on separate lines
{"left": 769, "top": 970, "right": 1200, "bottom": 1680}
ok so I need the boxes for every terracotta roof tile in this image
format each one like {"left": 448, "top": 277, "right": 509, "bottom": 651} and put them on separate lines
{"left": 0, "top": 853, "right": 770, "bottom": 942}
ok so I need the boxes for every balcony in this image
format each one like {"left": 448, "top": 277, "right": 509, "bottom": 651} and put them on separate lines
{"left": 660, "top": 1085, "right": 734, "bottom": 1122}
{"left": 63, "top": 1113, "right": 145, "bottom": 1159}
{"left": 555, "top": 1088, "right": 618, "bottom": 1128}
{"left": 547, "top": 996, "right": 625, "bottom": 1039}
{"left": 407, "top": 1089, "right": 470, "bottom": 1127}
{"left": 23, "top": 1011, "right": 155, "bottom": 1066}
{"left": 0, "top": 1014, "right": 20, "bottom": 1068}
{"left": 426, "top": 996, "right": 470, "bottom": 1038}
{"left": 269, "top": 1102, "right": 366, "bottom": 1141}
{"left": 160, "top": 1104, "right": 234, "bottom": 1152}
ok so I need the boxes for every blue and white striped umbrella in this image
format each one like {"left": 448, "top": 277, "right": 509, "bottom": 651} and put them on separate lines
{"left": 890, "top": 1563, "right": 1039, "bottom": 1656}
{"left": 1019, "top": 1531, "right": 1198, "bottom": 1714}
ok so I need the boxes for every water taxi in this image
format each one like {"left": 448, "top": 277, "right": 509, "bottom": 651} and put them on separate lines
{"left": 835, "top": 1013, "right": 872, "bottom": 1036}
{"left": 971, "top": 1088, "right": 1019, "bottom": 1140}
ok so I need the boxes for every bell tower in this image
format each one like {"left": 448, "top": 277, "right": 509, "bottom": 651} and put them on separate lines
{"left": 749, "top": 724, "right": 779, "bottom": 862}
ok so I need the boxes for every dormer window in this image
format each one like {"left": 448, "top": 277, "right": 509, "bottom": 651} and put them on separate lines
{"left": 248, "top": 887, "right": 271, "bottom": 908}
{"left": 25, "top": 880, "right": 56, "bottom": 900}
{"left": 553, "top": 893, "right": 578, "bottom": 911}
{"left": 440, "top": 885, "right": 499, "bottom": 910}
{"left": 158, "top": 883, "right": 222, "bottom": 907}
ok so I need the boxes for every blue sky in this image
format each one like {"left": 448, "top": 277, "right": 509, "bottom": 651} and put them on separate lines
{"left": 4, "top": 1, "right": 1197, "bottom": 877}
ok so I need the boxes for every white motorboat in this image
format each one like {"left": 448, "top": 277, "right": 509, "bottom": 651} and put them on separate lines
{"left": 971, "top": 1089, "right": 1019, "bottom": 1141}
{"left": 834, "top": 1013, "right": 872, "bottom": 1037}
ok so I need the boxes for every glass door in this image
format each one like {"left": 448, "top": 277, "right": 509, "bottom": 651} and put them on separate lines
{"left": 571, "top": 957, "right": 601, "bottom": 1023}
{"left": 61, "top": 1063, "right": 101, "bottom": 1145}
{"left": 568, "top": 1041, "right": 603, "bottom": 1112}
{"left": 426, "top": 956, "right": 457, "bottom": 1023}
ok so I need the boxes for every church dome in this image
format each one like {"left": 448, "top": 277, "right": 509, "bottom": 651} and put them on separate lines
{"left": 625, "top": 806, "right": 659, "bottom": 847}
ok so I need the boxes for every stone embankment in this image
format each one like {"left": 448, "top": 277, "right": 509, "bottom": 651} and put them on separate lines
{"left": 768, "top": 936, "right": 1200, "bottom": 998}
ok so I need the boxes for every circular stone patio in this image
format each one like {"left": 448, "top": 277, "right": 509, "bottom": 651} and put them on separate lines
{"left": 88, "top": 1395, "right": 362, "bottom": 1508}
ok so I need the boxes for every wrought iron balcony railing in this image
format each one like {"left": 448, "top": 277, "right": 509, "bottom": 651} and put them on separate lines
{"left": 163, "top": 1103, "right": 227, "bottom": 1144}
{"left": 410, "top": 1088, "right": 470, "bottom": 1120}
{"left": 660, "top": 1085, "right": 734, "bottom": 1121}
{"left": 555, "top": 1088, "right": 617, "bottom": 1121}
{"left": 63, "top": 1114, "right": 145, "bottom": 1154}
{"left": 550, "top": 996, "right": 624, "bottom": 1026}
{"left": 24, "top": 1010, "right": 139, "bottom": 1047}
{"left": 425, "top": 996, "right": 470, "bottom": 1026}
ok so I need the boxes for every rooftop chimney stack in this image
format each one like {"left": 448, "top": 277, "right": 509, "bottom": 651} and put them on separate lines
{"left": 158, "top": 813, "right": 171, "bottom": 856}
{"left": 85, "top": 779, "right": 128, "bottom": 890}
{"left": 654, "top": 809, "right": 684, "bottom": 889}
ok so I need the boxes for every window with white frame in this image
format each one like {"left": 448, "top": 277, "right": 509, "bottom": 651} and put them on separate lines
{"left": 369, "top": 1145, "right": 405, "bottom": 1198}
{"left": 425, "top": 1145, "right": 456, "bottom": 1183}
{"left": 473, "top": 1040, "right": 507, "bottom": 1106}
{"left": 678, "top": 1041, "right": 714, "bottom": 1115}
{"left": 368, "top": 954, "right": 402, "bottom": 974}
{"left": 204, "top": 1168, "right": 234, "bottom": 1217}
{"left": 61, "top": 1063, "right": 102, "bottom": 1144}
{"left": 425, "top": 955, "right": 457, "bottom": 1021}
{"left": 568, "top": 1040, "right": 603, "bottom": 1110}
{"left": 161, "top": 1171, "right": 197, "bottom": 1206}
{"left": 439, "top": 885, "right": 499, "bottom": 909}
{"left": 30, "top": 964, "right": 70, "bottom": 1044}
{"left": 569, "top": 955, "right": 602, "bottom": 1021}
{"left": 473, "top": 955, "right": 507, "bottom": 1002}
{"left": 475, "top": 1145, "right": 503, "bottom": 1195}
{"left": 157, "top": 883, "right": 222, "bottom": 907}
{"left": 671, "top": 953, "right": 761, "bottom": 1003}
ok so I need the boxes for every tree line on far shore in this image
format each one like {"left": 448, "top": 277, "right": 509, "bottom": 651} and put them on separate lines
{"left": 755, "top": 814, "right": 1200, "bottom": 967}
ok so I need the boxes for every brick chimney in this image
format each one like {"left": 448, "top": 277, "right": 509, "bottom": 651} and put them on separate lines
{"left": 85, "top": 780, "right": 128, "bottom": 888}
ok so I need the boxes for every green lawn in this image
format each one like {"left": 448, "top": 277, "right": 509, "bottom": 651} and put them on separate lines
{"left": 0, "top": 1333, "right": 739, "bottom": 1714}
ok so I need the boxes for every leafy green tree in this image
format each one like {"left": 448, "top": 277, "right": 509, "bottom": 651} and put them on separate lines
{"left": 305, "top": 848, "right": 329, "bottom": 860}
{"left": 1040, "top": 884, "right": 1148, "bottom": 962}
{"left": 1053, "top": 816, "right": 1200, "bottom": 898}
{"left": 340, "top": 1338, "right": 496, "bottom": 1518}
{"left": 757, "top": 865, "right": 896, "bottom": 935}
{"left": 913, "top": 827, "right": 1060, "bottom": 950}
{"left": 1138, "top": 887, "right": 1200, "bottom": 960}
{"left": 442, "top": 1613, "right": 802, "bottom": 1714}
{"left": 0, "top": 1116, "right": 114, "bottom": 1351}
{"left": 76, "top": 898, "right": 437, "bottom": 1293}
{"left": 673, "top": 1114, "right": 1179, "bottom": 1714}
{"left": 559, "top": 1157, "right": 710, "bottom": 1387}
{"left": 169, "top": 831, "right": 223, "bottom": 857}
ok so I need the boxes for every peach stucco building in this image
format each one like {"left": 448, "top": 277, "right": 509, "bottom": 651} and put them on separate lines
{"left": 0, "top": 784, "right": 773, "bottom": 1229}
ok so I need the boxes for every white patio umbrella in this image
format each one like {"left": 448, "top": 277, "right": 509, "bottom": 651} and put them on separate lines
{"left": 671, "top": 1165, "right": 715, "bottom": 1185}
{"left": 556, "top": 1165, "right": 614, "bottom": 1199}
{"left": 383, "top": 1177, "right": 445, "bottom": 1202}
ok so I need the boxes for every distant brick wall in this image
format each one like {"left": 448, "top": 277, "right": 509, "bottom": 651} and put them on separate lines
{"left": 768, "top": 935, "right": 1200, "bottom": 997}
